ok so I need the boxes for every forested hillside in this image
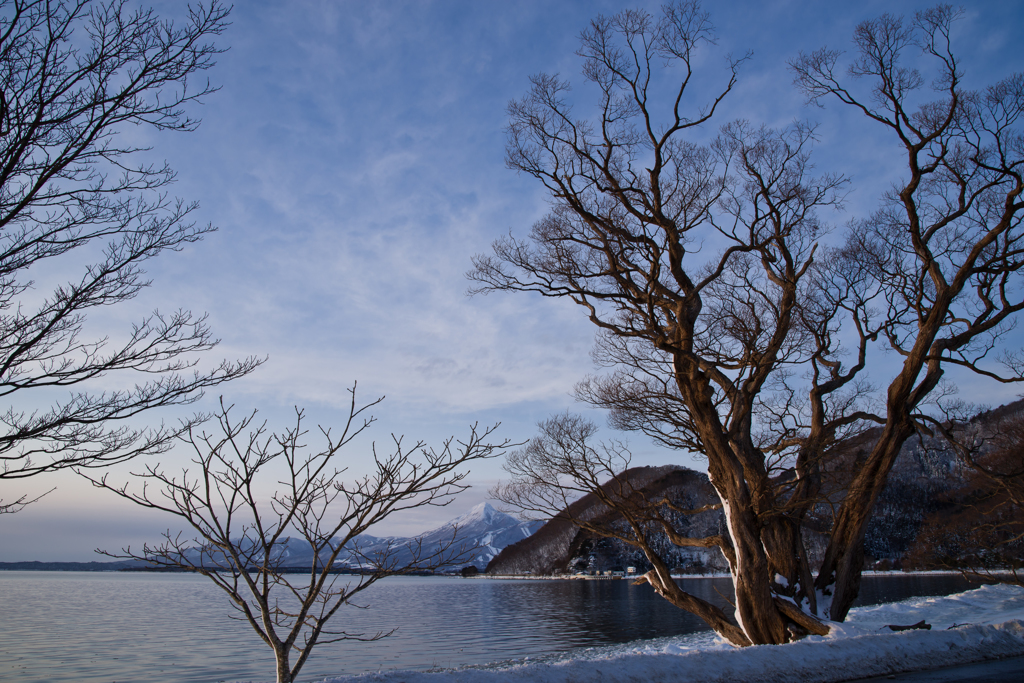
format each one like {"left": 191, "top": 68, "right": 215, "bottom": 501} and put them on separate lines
{"left": 489, "top": 401, "right": 1024, "bottom": 575}
{"left": 487, "top": 466, "right": 725, "bottom": 575}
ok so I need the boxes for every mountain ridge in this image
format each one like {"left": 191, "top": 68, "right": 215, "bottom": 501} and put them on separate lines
{"left": 0, "top": 501, "right": 541, "bottom": 572}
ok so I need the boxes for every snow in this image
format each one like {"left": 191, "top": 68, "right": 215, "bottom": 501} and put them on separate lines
{"left": 447, "top": 502, "right": 503, "bottom": 528}
{"left": 295, "top": 583, "right": 1024, "bottom": 683}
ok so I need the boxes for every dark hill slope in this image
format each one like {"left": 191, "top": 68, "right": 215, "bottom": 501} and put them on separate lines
{"left": 486, "top": 465, "right": 722, "bottom": 575}
{"left": 488, "top": 400, "right": 1024, "bottom": 575}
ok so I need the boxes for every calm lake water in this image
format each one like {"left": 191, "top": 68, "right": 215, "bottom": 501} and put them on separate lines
{"left": 0, "top": 571, "right": 977, "bottom": 683}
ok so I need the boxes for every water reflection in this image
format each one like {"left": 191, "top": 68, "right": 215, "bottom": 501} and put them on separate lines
{"left": 0, "top": 572, "right": 978, "bottom": 682}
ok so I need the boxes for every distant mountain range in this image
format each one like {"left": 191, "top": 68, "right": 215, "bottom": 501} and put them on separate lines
{"left": 13, "top": 400, "right": 1017, "bottom": 576}
{"left": 240, "top": 501, "right": 542, "bottom": 571}
{"left": 0, "top": 502, "right": 542, "bottom": 572}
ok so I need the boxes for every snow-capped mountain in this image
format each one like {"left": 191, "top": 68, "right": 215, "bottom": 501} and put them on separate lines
{"left": 337, "top": 502, "right": 542, "bottom": 570}
{"left": 176, "top": 502, "right": 541, "bottom": 571}
{"left": 413, "top": 502, "right": 543, "bottom": 568}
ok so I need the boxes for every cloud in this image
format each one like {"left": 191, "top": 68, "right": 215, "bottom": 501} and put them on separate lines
{"left": 5, "top": 0, "right": 1023, "bottom": 561}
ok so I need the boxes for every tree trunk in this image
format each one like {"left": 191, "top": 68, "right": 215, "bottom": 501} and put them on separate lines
{"left": 676, "top": 355, "right": 826, "bottom": 644}
{"left": 816, "top": 419, "right": 915, "bottom": 620}
{"left": 275, "top": 648, "right": 293, "bottom": 683}
{"left": 761, "top": 517, "right": 817, "bottom": 616}
{"left": 637, "top": 550, "right": 752, "bottom": 646}
{"left": 816, "top": 314, "right": 943, "bottom": 621}
{"left": 716, "top": 474, "right": 791, "bottom": 644}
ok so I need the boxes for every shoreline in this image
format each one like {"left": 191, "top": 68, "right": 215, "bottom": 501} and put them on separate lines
{"left": 0, "top": 566, "right": 981, "bottom": 579}
{"left": 478, "top": 569, "right": 972, "bottom": 581}
{"left": 311, "top": 584, "right": 1024, "bottom": 683}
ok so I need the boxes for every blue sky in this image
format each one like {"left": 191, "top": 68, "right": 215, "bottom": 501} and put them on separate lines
{"left": 2, "top": 0, "right": 1023, "bottom": 561}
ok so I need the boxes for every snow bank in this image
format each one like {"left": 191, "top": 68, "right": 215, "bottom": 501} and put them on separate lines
{"left": 291, "top": 584, "right": 1024, "bottom": 683}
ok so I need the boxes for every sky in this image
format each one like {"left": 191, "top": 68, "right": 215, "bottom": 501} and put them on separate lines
{"left": 2, "top": 0, "right": 1023, "bottom": 561}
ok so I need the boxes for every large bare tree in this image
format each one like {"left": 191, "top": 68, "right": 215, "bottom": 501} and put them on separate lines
{"left": 471, "top": 2, "right": 1024, "bottom": 646}
{"left": 792, "top": 4, "right": 1024, "bottom": 620}
{"left": 88, "top": 385, "right": 510, "bottom": 683}
{"left": 0, "top": 0, "right": 260, "bottom": 504}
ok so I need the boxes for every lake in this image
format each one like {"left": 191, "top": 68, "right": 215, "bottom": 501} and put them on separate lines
{"left": 0, "top": 571, "right": 977, "bottom": 683}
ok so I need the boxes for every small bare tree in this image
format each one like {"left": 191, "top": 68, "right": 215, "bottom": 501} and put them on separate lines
{"left": 87, "top": 386, "right": 510, "bottom": 683}
{"left": 0, "top": 0, "right": 260, "bottom": 495}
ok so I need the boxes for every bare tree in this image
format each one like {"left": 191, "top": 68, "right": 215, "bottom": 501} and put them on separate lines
{"left": 792, "top": 4, "right": 1024, "bottom": 619}
{"left": 471, "top": 2, "right": 1024, "bottom": 645}
{"left": 0, "top": 0, "right": 260, "bottom": 489}
{"left": 473, "top": 1, "right": 854, "bottom": 646}
{"left": 87, "top": 385, "right": 510, "bottom": 683}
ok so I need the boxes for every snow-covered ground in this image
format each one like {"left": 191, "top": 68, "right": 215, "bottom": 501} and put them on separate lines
{"left": 298, "top": 583, "right": 1024, "bottom": 683}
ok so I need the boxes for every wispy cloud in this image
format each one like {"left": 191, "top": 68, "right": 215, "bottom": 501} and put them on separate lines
{"left": 4, "top": 0, "right": 1022, "bottom": 560}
